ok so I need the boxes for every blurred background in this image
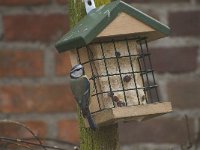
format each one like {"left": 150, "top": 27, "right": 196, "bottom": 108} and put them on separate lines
{"left": 0, "top": 0, "right": 199, "bottom": 149}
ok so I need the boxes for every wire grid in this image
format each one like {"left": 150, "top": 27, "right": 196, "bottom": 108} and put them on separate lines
{"left": 76, "top": 37, "right": 160, "bottom": 113}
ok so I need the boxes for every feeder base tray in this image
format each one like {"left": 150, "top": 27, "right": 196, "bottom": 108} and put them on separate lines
{"left": 85, "top": 102, "right": 172, "bottom": 127}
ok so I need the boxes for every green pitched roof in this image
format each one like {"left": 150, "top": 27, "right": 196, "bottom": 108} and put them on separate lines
{"left": 55, "top": 0, "right": 170, "bottom": 53}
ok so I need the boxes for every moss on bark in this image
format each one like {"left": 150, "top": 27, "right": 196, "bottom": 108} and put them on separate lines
{"left": 68, "top": 0, "right": 119, "bottom": 149}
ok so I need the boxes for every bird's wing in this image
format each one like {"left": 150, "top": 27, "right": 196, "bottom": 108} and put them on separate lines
{"left": 81, "top": 76, "right": 90, "bottom": 110}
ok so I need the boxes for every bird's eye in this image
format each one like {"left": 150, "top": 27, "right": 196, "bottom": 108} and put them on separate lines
{"left": 76, "top": 69, "right": 81, "bottom": 71}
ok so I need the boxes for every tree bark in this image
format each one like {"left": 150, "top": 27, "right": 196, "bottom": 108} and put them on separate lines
{"left": 68, "top": 0, "right": 119, "bottom": 150}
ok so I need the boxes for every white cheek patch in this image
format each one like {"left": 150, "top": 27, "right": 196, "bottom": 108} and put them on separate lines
{"left": 72, "top": 69, "right": 83, "bottom": 78}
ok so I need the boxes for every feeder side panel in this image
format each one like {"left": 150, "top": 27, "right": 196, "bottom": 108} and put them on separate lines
{"left": 68, "top": 50, "right": 78, "bottom": 66}
{"left": 97, "top": 12, "right": 155, "bottom": 38}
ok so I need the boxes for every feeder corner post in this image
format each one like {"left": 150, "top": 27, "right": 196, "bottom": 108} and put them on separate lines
{"left": 68, "top": 0, "right": 120, "bottom": 150}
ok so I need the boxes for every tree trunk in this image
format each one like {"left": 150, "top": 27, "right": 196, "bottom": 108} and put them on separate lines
{"left": 68, "top": 0, "right": 120, "bottom": 150}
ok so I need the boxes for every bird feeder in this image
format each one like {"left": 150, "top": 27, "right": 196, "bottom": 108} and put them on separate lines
{"left": 55, "top": 0, "right": 172, "bottom": 127}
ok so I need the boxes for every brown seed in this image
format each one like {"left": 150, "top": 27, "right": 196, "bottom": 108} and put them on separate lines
{"left": 113, "top": 96, "right": 120, "bottom": 102}
{"left": 108, "top": 91, "right": 114, "bottom": 97}
{"left": 115, "top": 51, "right": 121, "bottom": 58}
{"left": 123, "top": 75, "right": 132, "bottom": 83}
{"left": 117, "top": 101, "right": 126, "bottom": 107}
{"left": 142, "top": 95, "right": 146, "bottom": 102}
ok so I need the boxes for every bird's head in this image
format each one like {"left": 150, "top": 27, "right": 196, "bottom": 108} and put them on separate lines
{"left": 70, "top": 64, "right": 85, "bottom": 79}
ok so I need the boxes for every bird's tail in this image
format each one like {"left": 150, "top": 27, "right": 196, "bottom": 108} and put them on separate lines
{"left": 86, "top": 113, "right": 97, "bottom": 130}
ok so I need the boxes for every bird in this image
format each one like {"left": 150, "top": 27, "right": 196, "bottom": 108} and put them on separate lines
{"left": 69, "top": 64, "right": 97, "bottom": 130}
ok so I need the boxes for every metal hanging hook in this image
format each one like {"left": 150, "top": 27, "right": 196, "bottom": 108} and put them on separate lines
{"left": 83, "top": 0, "right": 96, "bottom": 14}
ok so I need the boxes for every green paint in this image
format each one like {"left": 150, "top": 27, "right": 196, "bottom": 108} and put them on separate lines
{"left": 68, "top": 0, "right": 119, "bottom": 150}
{"left": 56, "top": 0, "right": 170, "bottom": 53}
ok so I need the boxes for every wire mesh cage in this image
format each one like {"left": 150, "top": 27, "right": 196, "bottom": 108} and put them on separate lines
{"left": 75, "top": 37, "right": 159, "bottom": 112}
